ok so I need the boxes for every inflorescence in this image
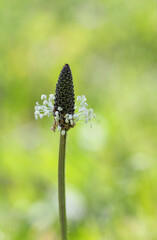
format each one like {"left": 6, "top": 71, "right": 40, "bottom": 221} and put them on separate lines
{"left": 34, "top": 64, "right": 95, "bottom": 135}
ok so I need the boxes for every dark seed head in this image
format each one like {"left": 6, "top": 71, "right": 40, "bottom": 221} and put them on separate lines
{"left": 53, "top": 64, "right": 75, "bottom": 131}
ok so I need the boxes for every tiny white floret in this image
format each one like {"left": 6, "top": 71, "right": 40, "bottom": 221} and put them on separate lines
{"left": 49, "top": 94, "right": 55, "bottom": 101}
{"left": 41, "top": 95, "right": 47, "bottom": 100}
{"left": 82, "top": 95, "right": 87, "bottom": 101}
{"left": 55, "top": 111, "right": 59, "bottom": 117}
{"left": 65, "top": 118, "right": 69, "bottom": 123}
{"left": 61, "top": 130, "right": 66, "bottom": 135}
{"left": 58, "top": 126, "right": 61, "bottom": 131}
{"left": 43, "top": 100, "right": 48, "bottom": 105}
{"left": 64, "top": 114, "right": 69, "bottom": 118}
{"left": 70, "top": 120, "right": 73, "bottom": 125}
{"left": 77, "top": 96, "right": 81, "bottom": 101}
{"left": 68, "top": 114, "right": 72, "bottom": 120}
{"left": 35, "top": 114, "right": 38, "bottom": 120}
{"left": 35, "top": 110, "right": 40, "bottom": 115}
{"left": 58, "top": 107, "right": 63, "bottom": 111}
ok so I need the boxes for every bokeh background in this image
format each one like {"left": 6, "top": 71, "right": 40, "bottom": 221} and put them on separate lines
{"left": 0, "top": 0, "right": 157, "bottom": 239}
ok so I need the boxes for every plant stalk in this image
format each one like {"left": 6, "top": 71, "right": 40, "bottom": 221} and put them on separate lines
{"left": 58, "top": 131, "right": 67, "bottom": 240}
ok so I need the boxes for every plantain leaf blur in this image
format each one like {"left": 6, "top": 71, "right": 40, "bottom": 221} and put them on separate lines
{"left": 0, "top": 0, "right": 157, "bottom": 239}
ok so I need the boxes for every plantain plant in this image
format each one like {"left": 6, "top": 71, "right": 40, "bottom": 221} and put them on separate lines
{"left": 34, "top": 64, "right": 95, "bottom": 240}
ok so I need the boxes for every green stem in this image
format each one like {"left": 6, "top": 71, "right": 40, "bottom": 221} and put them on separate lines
{"left": 58, "top": 131, "right": 67, "bottom": 240}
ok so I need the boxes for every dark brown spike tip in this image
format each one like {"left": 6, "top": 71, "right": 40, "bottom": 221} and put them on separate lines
{"left": 64, "top": 63, "right": 70, "bottom": 68}
{"left": 59, "top": 64, "right": 71, "bottom": 76}
{"left": 53, "top": 64, "right": 75, "bottom": 131}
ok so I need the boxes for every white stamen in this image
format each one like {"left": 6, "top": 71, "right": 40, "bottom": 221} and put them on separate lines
{"left": 58, "top": 106, "right": 63, "bottom": 111}
{"left": 65, "top": 118, "right": 69, "bottom": 123}
{"left": 34, "top": 94, "right": 95, "bottom": 130}
{"left": 77, "top": 96, "right": 82, "bottom": 101}
{"left": 43, "top": 100, "right": 48, "bottom": 105}
{"left": 35, "top": 114, "right": 38, "bottom": 120}
{"left": 68, "top": 114, "right": 72, "bottom": 119}
{"left": 57, "top": 126, "right": 61, "bottom": 131}
{"left": 55, "top": 111, "right": 59, "bottom": 117}
{"left": 61, "top": 130, "right": 66, "bottom": 135}
{"left": 41, "top": 95, "right": 47, "bottom": 100}
{"left": 35, "top": 110, "right": 40, "bottom": 115}
{"left": 49, "top": 94, "right": 55, "bottom": 101}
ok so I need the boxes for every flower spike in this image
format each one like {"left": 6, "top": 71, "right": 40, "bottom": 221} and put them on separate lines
{"left": 34, "top": 64, "right": 95, "bottom": 135}
{"left": 54, "top": 64, "right": 75, "bottom": 115}
{"left": 53, "top": 64, "right": 75, "bottom": 131}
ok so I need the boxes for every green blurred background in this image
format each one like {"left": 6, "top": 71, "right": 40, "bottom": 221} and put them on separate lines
{"left": 0, "top": 0, "right": 157, "bottom": 239}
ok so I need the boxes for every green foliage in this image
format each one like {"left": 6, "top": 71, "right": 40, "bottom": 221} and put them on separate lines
{"left": 0, "top": 0, "right": 157, "bottom": 239}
